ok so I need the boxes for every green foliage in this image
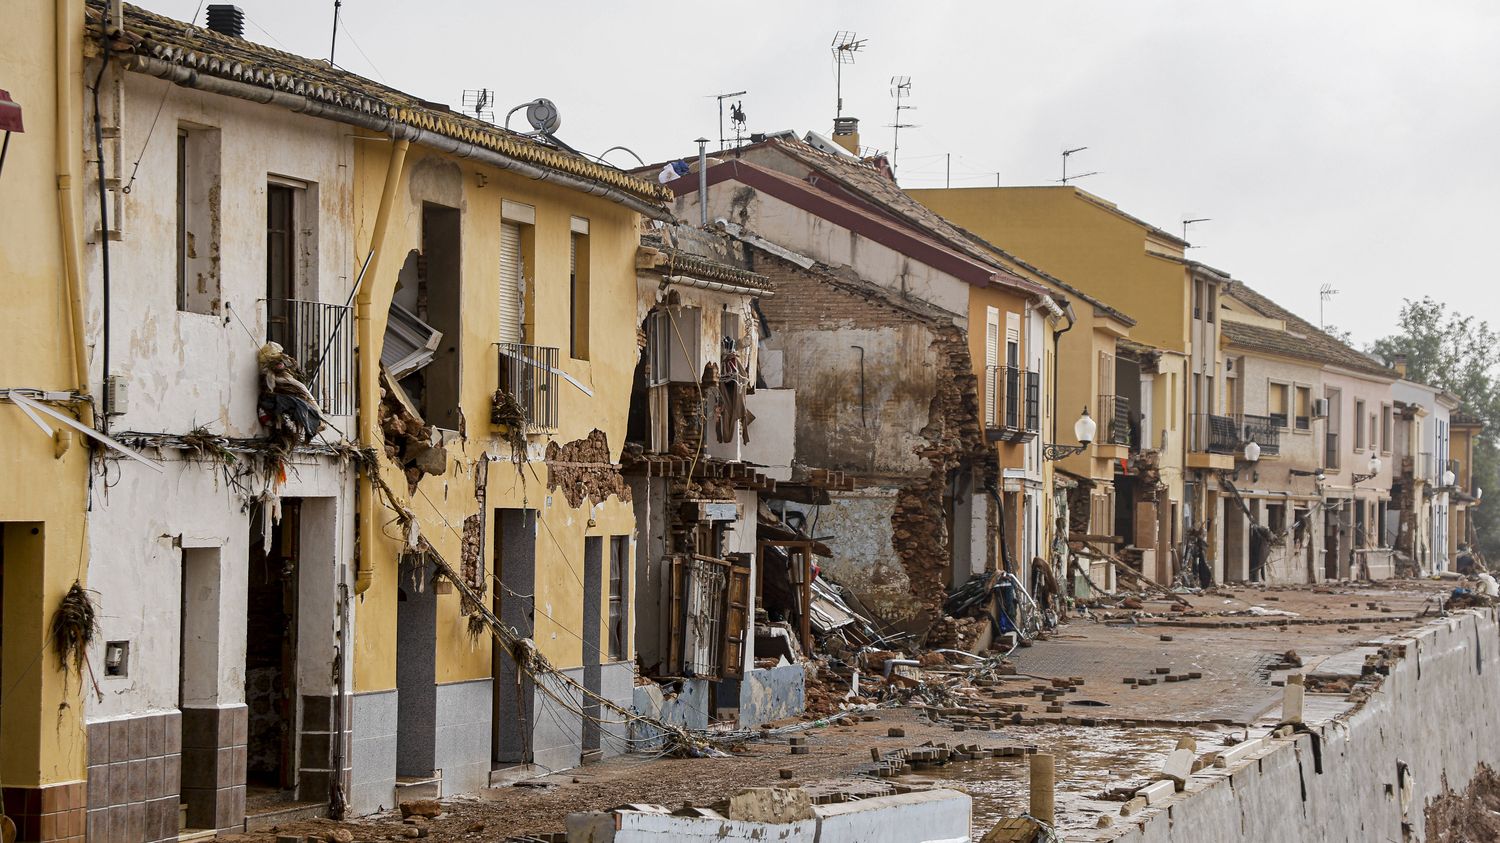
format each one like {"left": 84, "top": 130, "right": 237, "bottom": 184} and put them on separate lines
{"left": 1370, "top": 297, "right": 1500, "bottom": 557}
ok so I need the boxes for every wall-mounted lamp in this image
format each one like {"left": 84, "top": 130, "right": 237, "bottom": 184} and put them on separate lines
{"left": 1352, "top": 452, "right": 1383, "bottom": 485}
{"left": 1043, "top": 407, "right": 1094, "bottom": 461}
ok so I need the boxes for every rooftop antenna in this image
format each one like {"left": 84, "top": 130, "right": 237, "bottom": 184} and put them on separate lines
{"left": 1319, "top": 284, "right": 1340, "bottom": 330}
{"left": 1059, "top": 146, "right": 1098, "bottom": 184}
{"left": 462, "top": 88, "right": 495, "bottom": 123}
{"left": 714, "top": 90, "right": 746, "bottom": 151}
{"left": 832, "top": 31, "right": 867, "bottom": 119}
{"left": 1182, "top": 217, "right": 1211, "bottom": 245}
{"left": 889, "top": 76, "right": 916, "bottom": 171}
{"left": 327, "top": 0, "right": 341, "bottom": 64}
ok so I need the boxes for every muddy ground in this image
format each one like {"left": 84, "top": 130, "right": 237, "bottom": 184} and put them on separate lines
{"left": 224, "top": 580, "right": 1451, "bottom": 842}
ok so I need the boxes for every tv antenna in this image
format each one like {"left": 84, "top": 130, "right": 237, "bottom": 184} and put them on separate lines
{"left": 1319, "top": 284, "right": 1340, "bottom": 330}
{"left": 328, "top": 0, "right": 342, "bottom": 65}
{"left": 1059, "top": 146, "right": 1098, "bottom": 184}
{"left": 462, "top": 88, "right": 495, "bottom": 123}
{"left": 714, "top": 90, "right": 747, "bottom": 151}
{"left": 889, "top": 76, "right": 917, "bottom": 171}
{"left": 832, "top": 31, "right": 867, "bottom": 119}
{"left": 1182, "top": 216, "right": 1211, "bottom": 245}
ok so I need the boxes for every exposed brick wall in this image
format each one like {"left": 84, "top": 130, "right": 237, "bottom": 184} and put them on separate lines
{"left": 756, "top": 255, "right": 988, "bottom": 618}
{"left": 892, "top": 324, "right": 987, "bottom": 612}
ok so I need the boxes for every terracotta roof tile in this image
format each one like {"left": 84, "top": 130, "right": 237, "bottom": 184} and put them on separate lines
{"left": 1222, "top": 281, "right": 1394, "bottom": 378}
{"left": 94, "top": 1, "right": 671, "bottom": 204}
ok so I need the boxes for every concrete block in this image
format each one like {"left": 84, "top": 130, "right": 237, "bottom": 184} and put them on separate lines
{"left": 1282, "top": 674, "right": 1305, "bottom": 724}
{"left": 1120, "top": 796, "right": 1148, "bottom": 816}
{"left": 1215, "top": 738, "right": 1261, "bottom": 768}
{"left": 727, "top": 787, "right": 815, "bottom": 823}
{"left": 1161, "top": 749, "right": 1195, "bottom": 789}
{"left": 1140, "top": 779, "right": 1177, "bottom": 805}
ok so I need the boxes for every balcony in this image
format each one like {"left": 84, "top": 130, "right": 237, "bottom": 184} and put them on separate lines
{"left": 1099, "top": 394, "right": 1133, "bottom": 447}
{"left": 496, "top": 343, "right": 559, "bottom": 433}
{"left": 267, "top": 298, "right": 354, "bottom": 415}
{"left": 985, "top": 365, "right": 1039, "bottom": 443}
{"left": 1239, "top": 413, "right": 1281, "bottom": 457}
{"left": 1191, "top": 413, "right": 1240, "bottom": 455}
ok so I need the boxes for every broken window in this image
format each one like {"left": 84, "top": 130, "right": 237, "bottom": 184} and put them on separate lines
{"left": 176, "top": 124, "right": 221, "bottom": 314}
{"left": 569, "top": 218, "right": 590, "bottom": 360}
{"left": 392, "top": 204, "right": 463, "bottom": 431}
{"left": 608, "top": 536, "right": 628, "bottom": 661}
{"left": 646, "top": 306, "right": 701, "bottom": 385}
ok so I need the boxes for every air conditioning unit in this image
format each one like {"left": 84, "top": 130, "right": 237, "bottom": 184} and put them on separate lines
{"left": 1312, "top": 398, "right": 1329, "bottom": 419}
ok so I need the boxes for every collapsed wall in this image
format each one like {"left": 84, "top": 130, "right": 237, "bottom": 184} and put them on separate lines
{"left": 1109, "top": 608, "right": 1500, "bottom": 843}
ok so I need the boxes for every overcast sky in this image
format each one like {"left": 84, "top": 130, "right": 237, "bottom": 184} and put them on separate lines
{"left": 147, "top": 0, "right": 1500, "bottom": 345}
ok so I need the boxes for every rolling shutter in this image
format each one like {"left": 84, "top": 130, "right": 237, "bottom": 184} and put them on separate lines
{"left": 985, "top": 307, "right": 1000, "bottom": 426}
{"left": 499, "top": 222, "right": 523, "bottom": 344}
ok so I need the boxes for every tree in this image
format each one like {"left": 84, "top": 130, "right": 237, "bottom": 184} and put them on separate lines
{"left": 1370, "top": 298, "right": 1500, "bottom": 560}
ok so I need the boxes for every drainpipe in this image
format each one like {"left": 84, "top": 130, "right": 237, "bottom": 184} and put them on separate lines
{"left": 354, "top": 137, "right": 409, "bottom": 596}
{"left": 57, "top": 0, "right": 91, "bottom": 425}
{"left": 1050, "top": 301, "right": 1076, "bottom": 444}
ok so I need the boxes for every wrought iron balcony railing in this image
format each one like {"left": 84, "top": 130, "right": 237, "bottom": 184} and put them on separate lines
{"left": 496, "top": 343, "right": 559, "bottom": 433}
{"left": 267, "top": 298, "right": 354, "bottom": 415}
{"left": 1239, "top": 413, "right": 1281, "bottom": 457}
{"left": 985, "top": 365, "right": 1039, "bottom": 442}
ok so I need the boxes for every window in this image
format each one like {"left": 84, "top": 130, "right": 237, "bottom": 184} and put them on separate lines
{"left": 1381, "top": 404, "right": 1393, "bottom": 452}
{"left": 1267, "top": 503, "right": 1286, "bottom": 536}
{"left": 1370, "top": 412, "right": 1378, "bottom": 455}
{"left": 569, "top": 217, "right": 590, "bottom": 359}
{"left": 176, "top": 124, "right": 221, "bottom": 314}
{"left": 1325, "top": 387, "right": 1342, "bottom": 470}
{"left": 645, "top": 306, "right": 700, "bottom": 386}
{"left": 1206, "top": 282, "right": 1216, "bottom": 323}
{"left": 1269, "top": 382, "right": 1289, "bottom": 429}
{"left": 1354, "top": 399, "right": 1367, "bottom": 450}
{"left": 499, "top": 201, "right": 533, "bottom": 344}
{"left": 1295, "top": 386, "right": 1311, "bottom": 431}
{"left": 1193, "top": 278, "right": 1204, "bottom": 320}
{"left": 608, "top": 536, "right": 629, "bottom": 661}
{"left": 985, "top": 307, "right": 999, "bottom": 426}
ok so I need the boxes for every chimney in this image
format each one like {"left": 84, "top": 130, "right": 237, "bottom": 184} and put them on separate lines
{"left": 1393, "top": 353, "right": 1408, "bottom": 377}
{"left": 205, "top": 5, "right": 245, "bottom": 37}
{"left": 832, "top": 117, "right": 860, "bottom": 155}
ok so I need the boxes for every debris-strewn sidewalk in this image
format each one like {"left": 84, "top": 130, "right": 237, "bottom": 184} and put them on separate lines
{"left": 225, "top": 581, "right": 1446, "bottom": 842}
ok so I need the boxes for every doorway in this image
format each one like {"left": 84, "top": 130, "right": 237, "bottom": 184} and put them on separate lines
{"left": 493, "top": 509, "right": 536, "bottom": 769}
{"left": 1324, "top": 501, "right": 1341, "bottom": 580}
{"left": 245, "top": 499, "right": 301, "bottom": 798}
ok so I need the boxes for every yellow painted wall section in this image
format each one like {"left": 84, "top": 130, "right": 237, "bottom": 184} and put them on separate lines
{"left": 351, "top": 141, "right": 640, "bottom": 692}
{"left": 908, "top": 187, "right": 1189, "bottom": 354}
{"left": 0, "top": 0, "right": 90, "bottom": 788}
{"left": 968, "top": 283, "right": 1035, "bottom": 472}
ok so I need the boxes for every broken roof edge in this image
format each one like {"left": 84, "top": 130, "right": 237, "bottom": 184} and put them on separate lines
{"left": 749, "top": 248, "right": 965, "bottom": 329}
{"left": 95, "top": 1, "right": 673, "bottom": 211}
{"left": 670, "top": 159, "right": 1047, "bottom": 297}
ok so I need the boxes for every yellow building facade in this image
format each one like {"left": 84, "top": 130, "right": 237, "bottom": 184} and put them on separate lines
{"left": 0, "top": 0, "right": 93, "bottom": 822}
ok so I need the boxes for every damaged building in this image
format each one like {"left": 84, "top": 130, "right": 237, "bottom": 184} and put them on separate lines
{"left": 625, "top": 221, "right": 811, "bottom": 729}
{"left": 658, "top": 133, "right": 1059, "bottom": 649}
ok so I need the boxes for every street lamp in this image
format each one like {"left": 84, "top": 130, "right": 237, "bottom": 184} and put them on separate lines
{"left": 1442, "top": 469, "right": 1457, "bottom": 488}
{"left": 1352, "top": 452, "right": 1382, "bottom": 485}
{"left": 1243, "top": 440, "right": 1261, "bottom": 463}
{"left": 1043, "top": 407, "right": 1095, "bottom": 461}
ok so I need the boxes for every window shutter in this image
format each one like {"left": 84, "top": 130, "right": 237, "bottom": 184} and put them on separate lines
{"left": 985, "top": 307, "right": 1000, "bottom": 426}
{"left": 499, "top": 222, "right": 523, "bottom": 344}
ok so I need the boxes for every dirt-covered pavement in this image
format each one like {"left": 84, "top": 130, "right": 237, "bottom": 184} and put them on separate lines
{"left": 223, "top": 580, "right": 1450, "bottom": 842}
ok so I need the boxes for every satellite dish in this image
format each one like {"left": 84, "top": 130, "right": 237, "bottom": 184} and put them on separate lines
{"left": 526, "top": 98, "right": 561, "bottom": 134}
